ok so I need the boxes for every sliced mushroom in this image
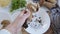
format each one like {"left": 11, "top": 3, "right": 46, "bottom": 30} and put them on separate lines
{"left": 43, "top": 1, "right": 56, "bottom": 9}
{"left": 39, "top": 0, "right": 45, "bottom": 6}
{"left": 47, "top": 0, "right": 57, "bottom": 4}
{"left": 1, "top": 20, "right": 10, "bottom": 29}
{"left": 27, "top": 3, "right": 39, "bottom": 12}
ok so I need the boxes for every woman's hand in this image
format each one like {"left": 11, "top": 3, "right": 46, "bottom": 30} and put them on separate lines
{"left": 5, "top": 10, "right": 30, "bottom": 34}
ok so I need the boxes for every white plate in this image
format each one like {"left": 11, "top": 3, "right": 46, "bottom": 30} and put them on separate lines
{"left": 25, "top": 7, "right": 50, "bottom": 34}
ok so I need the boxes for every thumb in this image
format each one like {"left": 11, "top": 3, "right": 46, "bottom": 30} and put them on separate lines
{"left": 22, "top": 10, "right": 31, "bottom": 19}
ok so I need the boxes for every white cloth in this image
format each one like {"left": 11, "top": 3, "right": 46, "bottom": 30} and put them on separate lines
{"left": 0, "top": 29, "right": 11, "bottom": 34}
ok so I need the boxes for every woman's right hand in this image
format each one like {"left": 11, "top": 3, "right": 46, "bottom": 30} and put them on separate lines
{"left": 5, "top": 10, "right": 30, "bottom": 34}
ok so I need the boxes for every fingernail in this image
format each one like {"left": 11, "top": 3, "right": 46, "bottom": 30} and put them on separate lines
{"left": 24, "top": 10, "right": 27, "bottom": 14}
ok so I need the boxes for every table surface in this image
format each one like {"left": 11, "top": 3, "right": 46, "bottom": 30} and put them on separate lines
{"left": 44, "top": 25, "right": 54, "bottom": 34}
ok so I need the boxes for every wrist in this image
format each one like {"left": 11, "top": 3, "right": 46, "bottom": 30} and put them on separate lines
{"left": 5, "top": 25, "right": 16, "bottom": 34}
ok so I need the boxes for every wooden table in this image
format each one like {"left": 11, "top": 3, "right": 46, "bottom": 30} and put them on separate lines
{"left": 44, "top": 25, "right": 54, "bottom": 34}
